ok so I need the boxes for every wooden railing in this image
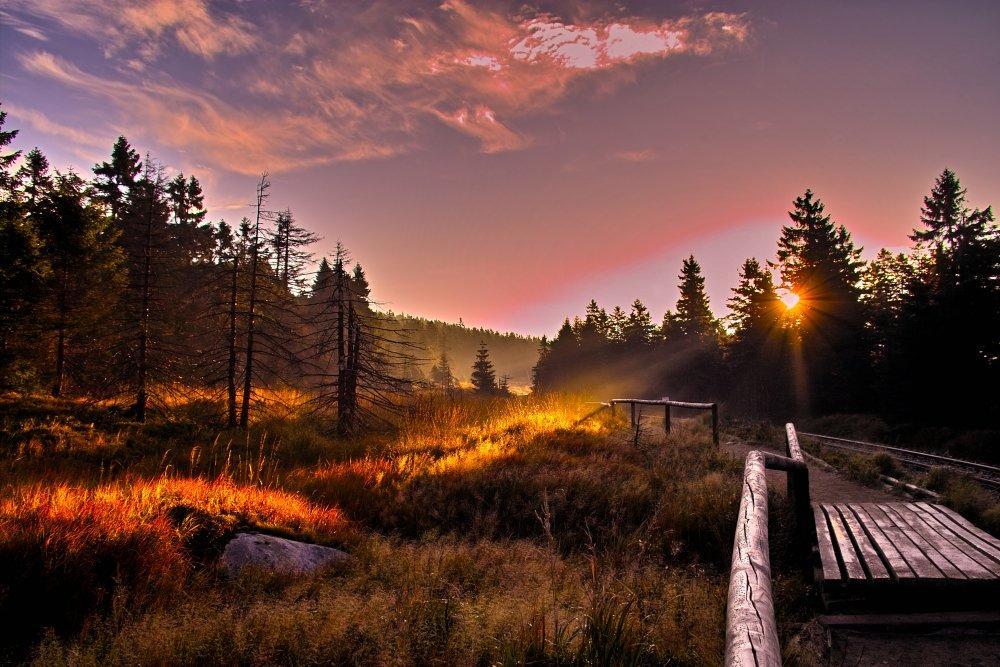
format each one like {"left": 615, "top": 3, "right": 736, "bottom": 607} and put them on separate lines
{"left": 609, "top": 397, "right": 719, "bottom": 445}
{"left": 724, "top": 424, "right": 810, "bottom": 666}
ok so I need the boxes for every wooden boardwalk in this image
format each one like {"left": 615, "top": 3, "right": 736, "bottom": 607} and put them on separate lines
{"left": 723, "top": 420, "right": 1000, "bottom": 666}
{"left": 814, "top": 501, "right": 1000, "bottom": 610}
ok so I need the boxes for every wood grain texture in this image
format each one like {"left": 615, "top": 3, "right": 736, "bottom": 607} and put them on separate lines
{"left": 725, "top": 450, "right": 781, "bottom": 667}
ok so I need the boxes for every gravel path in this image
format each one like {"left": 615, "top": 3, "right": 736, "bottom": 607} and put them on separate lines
{"left": 723, "top": 437, "right": 896, "bottom": 504}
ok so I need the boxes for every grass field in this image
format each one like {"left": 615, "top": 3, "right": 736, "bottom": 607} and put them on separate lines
{"left": 0, "top": 392, "right": 810, "bottom": 665}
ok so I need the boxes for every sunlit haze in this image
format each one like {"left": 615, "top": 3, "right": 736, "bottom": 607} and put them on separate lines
{"left": 2, "top": 0, "right": 998, "bottom": 335}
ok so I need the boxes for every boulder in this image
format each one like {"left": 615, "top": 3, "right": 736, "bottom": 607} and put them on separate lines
{"left": 220, "top": 532, "right": 348, "bottom": 576}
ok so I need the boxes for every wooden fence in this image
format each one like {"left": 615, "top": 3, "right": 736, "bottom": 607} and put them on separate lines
{"left": 609, "top": 398, "right": 719, "bottom": 445}
{"left": 724, "top": 424, "right": 809, "bottom": 666}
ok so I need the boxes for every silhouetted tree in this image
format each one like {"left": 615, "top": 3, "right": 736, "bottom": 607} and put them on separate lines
{"left": 430, "top": 352, "right": 455, "bottom": 390}
{"left": 776, "top": 189, "right": 867, "bottom": 414}
{"left": 471, "top": 342, "right": 497, "bottom": 394}
{"left": 92, "top": 136, "right": 140, "bottom": 228}
{"left": 37, "top": 172, "right": 123, "bottom": 395}
{"left": 896, "top": 170, "right": 998, "bottom": 424}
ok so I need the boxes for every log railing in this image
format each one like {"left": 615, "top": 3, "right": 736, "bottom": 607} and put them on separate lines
{"left": 609, "top": 398, "right": 719, "bottom": 445}
{"left": 724, "top": 424, "right": 810, "bottom": 666}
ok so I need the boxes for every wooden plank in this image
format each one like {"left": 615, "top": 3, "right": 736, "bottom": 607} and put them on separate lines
{"left": 888, "top": 504, "right": 994, "bottom": 580}
{"left": 846, "top": 504, "right": 915, "bottom": 579}
{"left": 920, "top": 503, "right": 1000, "bottom": 560}
{"left": 725, "top": 450, "right": 781, "bottom": 667}
{"left": 813, "top": 503, "right": 844, "bottom": 581}
{"left": 857, "top": 504, "right": 944, "bottom": 580}
{"left": 880, "top": 504, "right": 966, "bottom": 579}
{"left": 834, "top": 504, "right": 890, "bottom": 579}
{"left": 909, "top": 504, "right": 1000, "bottom": 577}
{"left": 822, "top": 504, "right": 867, "bottom": 580}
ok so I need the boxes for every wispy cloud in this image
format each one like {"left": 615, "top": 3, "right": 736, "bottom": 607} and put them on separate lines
{"left": 5, "top": 0, "right": 256, "bottom": 60}
{"left": 2, "top": 101, "right": 109, "bottom": 149}
{"left": 614, "top": 149, "right": 658, "bottom": 163}
{"left": 9, "top": 1, "right": 750, "bottom": 172}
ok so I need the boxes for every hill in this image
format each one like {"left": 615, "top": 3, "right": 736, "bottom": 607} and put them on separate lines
{"left": 390, "top": 314, "right": 541, "bottom": 390}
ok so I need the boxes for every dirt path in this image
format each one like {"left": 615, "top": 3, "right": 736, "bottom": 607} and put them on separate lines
{"left": 723, "top": 437, "right": 895, "bottom": 503}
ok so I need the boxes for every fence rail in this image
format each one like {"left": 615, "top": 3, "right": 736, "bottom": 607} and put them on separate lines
{"left": 724, "top": 424, "right": 809, "bottom": 667}
{"left": 609, "top": 398, "right": 719, "bottom": 444}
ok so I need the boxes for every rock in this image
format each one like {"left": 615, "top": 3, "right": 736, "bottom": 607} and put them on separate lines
{"left": 220, "top": 532, "right": 348, "bottom": 576}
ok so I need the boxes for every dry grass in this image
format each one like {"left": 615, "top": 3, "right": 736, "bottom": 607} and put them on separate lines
{"left": 0, "top": 391, "right": 772, "bottom": 665}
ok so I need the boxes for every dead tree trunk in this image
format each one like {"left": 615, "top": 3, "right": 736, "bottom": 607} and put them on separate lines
{"left": 226, "top": 252, "right": 239, "bottom": 427}
{"left": 135, "top": 183, "right": 155, "bottom": 421}
{"left": 239, "top": 174, "right": 268, "bottom": 430}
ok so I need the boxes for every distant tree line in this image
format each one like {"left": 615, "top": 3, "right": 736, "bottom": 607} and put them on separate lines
{"left": 390, "top": 314, "right": 538, "bottom": 388}
{"left": 0, "top": 104, "right": 413, "bottom": 432}
{"left": 533, "top": 175, "right": 999, "bottom": 427}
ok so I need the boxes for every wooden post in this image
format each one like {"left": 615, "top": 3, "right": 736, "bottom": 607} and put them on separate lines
{"left": 664, "top": 404, "right": 671, "bottom": 435}
{"left": 784, "top": 423, "right": 812, "bottom": 552}
{"left": 630, "top": 401, "right": 636, "bottom": 427}
{"left": 711, "top": 403, "right": 719, "bottom": 446}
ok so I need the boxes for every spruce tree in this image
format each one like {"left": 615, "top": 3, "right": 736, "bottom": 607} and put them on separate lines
{"left": 776, "top": 189, "right": 867, "bottom": 413}
{"left": 726, "top": 258, "right": 787, "bottom": 415}
{"left": 470, "top": 341, "right": 496, "bottom": 394}
{"left": 37, "top": 171, "right": 123, "bottom": 395}
{"left": 623, "top": 299, "right": 654, "bottom": 348}
{"left": 429, "top": 352, "right": 454, "bottom": 390}
{"left": 898, "top": 170, "right": 998, "bottom": 424}
{"left": 16, "top": 148, "right": 52, "bottom": 215}
{"left": 665, "top": 255, "right": 718, "bottom": 341}
{"left": 93, "top": 136, "right": 140, "bottom": 227}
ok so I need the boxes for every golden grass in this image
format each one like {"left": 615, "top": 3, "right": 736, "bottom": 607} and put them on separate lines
{"left": 1, "top": 391, "right": 762, "bottom": 665}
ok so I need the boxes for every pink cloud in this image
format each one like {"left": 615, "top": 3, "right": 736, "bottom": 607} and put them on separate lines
{"left": 11, "top": 2, "right": 749, "bottom": 171}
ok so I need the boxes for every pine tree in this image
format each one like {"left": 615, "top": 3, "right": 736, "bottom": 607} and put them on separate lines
{"left": 726, "top": 258, "right": 787, "bottom": 415}
{"left": 429, "top": 352, "right": 454, "bottom": 390}
{"left": 775, "top": 189, "right": 867, "bottom": 413}
{"left": 664, "top": 255, "right": 718, "bottom": 341}
{"left": 470, "top": 341, "right": 496, "bottom": 394}
{"left": 623, "top": 299, "right": 654, "bottom": 347}
{"left": 0, "top": 107, "right": 47, "bottom": 387}
{"left": 37, "top": 171, "right": 123, "bottom": 395}
{"left": 93, "top": 136, "right": 140, "bottom": 227}
{"left": 0, "top": 103, "right": 22, "bottom": 193}
{"left": 352, "top": 263, "right": 370, "bottom": 299}
{"left": 16, "top": 148, "right": 52, "bottom": 215}
{"left": 897, "top": 170, "right": 999, "bottom": 424}
{"left": 269, "top": 208, "right": 317, "bottom": 290}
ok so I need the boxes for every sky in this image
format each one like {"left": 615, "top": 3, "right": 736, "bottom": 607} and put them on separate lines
{"left": 2, "top": 0, "right": 998, "bottom": 336}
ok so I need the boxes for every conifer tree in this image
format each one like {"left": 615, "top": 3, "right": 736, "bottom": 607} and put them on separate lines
{"left": 16, "top": 148, "right": 52, "bottom": 215}
{"left": 726, "top": 258, "right": 786, "bottom": 415}
{"left": 776, "top": 189, "right": 867, "bottom": 413}
{"left": 429, "top": 352, "right": 455, "bottom": 390}
{"left": 37, "top": 171, "right": 123, "bottom": 395}
{"left": 897, "top": 170, "right": 998, "bottom": 423}
{"left": 663, "top": 255, "right": 718, "bottom": 341}
{"left": 93, "top": 136, "right": 140, "bottom": 227}
{"left": 0, "top": 108, "right": 46, "bottom": 386}
{"left": 623, "top": 299, "right": 654, "bottom": 347}
{"left": 471, "top": 341, "right": 496, "bottom": 394}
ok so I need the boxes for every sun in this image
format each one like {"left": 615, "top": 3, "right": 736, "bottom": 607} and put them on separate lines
{"left": 780, "top": 291, "right": 800, "bottom": 310}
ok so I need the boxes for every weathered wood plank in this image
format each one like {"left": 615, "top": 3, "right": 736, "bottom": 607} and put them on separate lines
{"left": 888, "top": 504, "right": 993, "bottom": 580}
{"left": 834, "top": 504, "right": 890, "bottom": 579}
{"left": 920, "top": 504, "right": 1000, "bottom": 560}
{"left": 813, "top": 503, "right": 843, "bottom": 581}
{"left": 725, "top": 450, "right": 781, "bottom": 667}
{"left": 908, "top": 504, "right": 1000, "bottom": 577}
{"left": 846, "top": 504, "right": 915, "bottom": 579}
{"left": 880, "top": 504, "right": 966, "bottom": 579}
{"left": 822, "top": 504, "right": 867, "bottom": 580}
{"left": 857, "top": 504, "right": 944, "bottom": 580}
